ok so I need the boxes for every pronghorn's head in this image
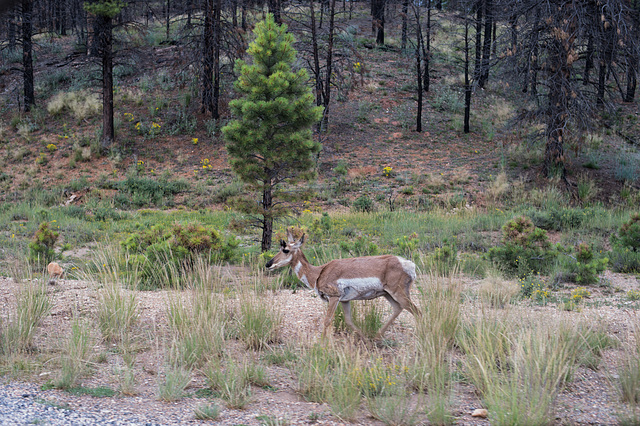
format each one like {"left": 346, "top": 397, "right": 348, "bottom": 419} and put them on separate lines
{"left": 265, "top": 230, "right": 305, "bottom": 270}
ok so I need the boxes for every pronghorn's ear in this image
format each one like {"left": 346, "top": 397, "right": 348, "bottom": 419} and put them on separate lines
{"left": 292, "top": 233, "right": 305, "bottom": 249}
{"left": 286, "top": 228, "right": 295, "bottom": 243}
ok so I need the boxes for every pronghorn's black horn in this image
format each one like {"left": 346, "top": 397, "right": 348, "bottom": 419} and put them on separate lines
{"left": 280, "top": 239, "right": 287, "bottom": 248}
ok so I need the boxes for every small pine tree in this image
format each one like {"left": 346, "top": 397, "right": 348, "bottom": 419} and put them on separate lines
{"left": 222, "top": 14, "right": 323, "bottom": 251}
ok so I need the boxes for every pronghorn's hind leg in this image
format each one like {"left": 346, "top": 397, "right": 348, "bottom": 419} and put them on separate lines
{"left": 376, "top": 281, "right": 421, "bottom": 339}
{"left": 376, "top": 293, "right": 404, "bottom": 339}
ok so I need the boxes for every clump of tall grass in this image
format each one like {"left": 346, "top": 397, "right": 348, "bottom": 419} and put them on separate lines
{"left": 157, "top": 364, "right": 191, "bottom": 402}
{"left": 235, "top": 290, "right": 282, "bottom": 350}
{"left": 486, "top": 172, "right": 510, "bottom": 203}
{"left": 1, "top": 281, "right": 51, "bottom": 354}
{"left": 194, "top": 403, "right": 221, "bottom": 420}
{"left": 47, "top": 90, "right": 101, "bottom": 120}
{"left": 478, "top": 274, "right": 520, "bottom": 308}
{"left": 53, "top": 316, "right": 92, "bottom": 390}
{"left": 456, "top": 311, "right": 512, "bottom": 395}
{"left": 617, "top": 320, "right": 640, "bottom": 410}
{"left": 362, "top": 356, "right": 422, "bottom": 425}
{"left": 202, "top": 356, "right": 263, "bottom": 409}
{"left": 410, "top": 274, "right": 460, "bottom": 424}
{"left": 97, "top": 282, "right": 139, "bottom": 343}
{"left": 166, "top": 283, "right": 226, "bottom": 368}
{"left": 483, "top": 325, "right": 581, "bottom": 425}
{"left": 458, "top": 314, "right": 585, "bottom": 425}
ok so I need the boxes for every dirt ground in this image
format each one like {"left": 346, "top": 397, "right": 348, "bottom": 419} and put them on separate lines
{"left": 1, "top": 267, "right": 639, "bottom": 425}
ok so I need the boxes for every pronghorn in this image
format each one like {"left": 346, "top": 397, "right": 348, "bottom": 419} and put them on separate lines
{"left": 265, "top": 230, "right": 420, "bottom": 339}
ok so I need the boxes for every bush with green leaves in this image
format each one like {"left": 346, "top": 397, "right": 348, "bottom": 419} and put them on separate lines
{"left": 394, "top": 234, "right": 419, "bottom": 258}
{"left": 562, "top": 243, "right": 608, "bottom": 284}
{"left": 487, "top": 216, "right": 560, "bottom": 277}
{"left": 429, "top": 239, "right": 459, "bottom": 275}
{"left": 113, "top": 176, "right": 189, "bottom": 208}
{"left": 525, "top": 208, "right": 594, "bottom": 231}
{"left": 121, "top": 222, "right": 237, "bottom": 288}
{"left": 610, "top": 213, "right": 640, "bottom": 273}
{"left": 28, "top": 221, "right": 59, "bottom": 262}
{"left": 308, "top": 212, "right": 333, "bottom": 241}
{"left": 339, "top": 236, "right": 379, "bottom": 256}
{"left": 352, "top": 195, "right": 375, "bottom": 213}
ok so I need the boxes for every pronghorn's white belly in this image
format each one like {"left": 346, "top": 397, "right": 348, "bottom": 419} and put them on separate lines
{"left": 337, "top": 277, "right": 385, "bottom": 301}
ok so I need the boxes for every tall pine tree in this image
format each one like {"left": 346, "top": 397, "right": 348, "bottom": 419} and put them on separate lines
{"left": 222, "top": 14, "right": 323, "bottom": 252}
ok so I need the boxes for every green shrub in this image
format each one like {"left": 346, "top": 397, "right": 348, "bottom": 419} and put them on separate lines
{"left": 339, "top": 236, "right": 379, "bottom": 256}
{"left": 487, "top": 216, "right": 559, "bottom": 277}
{"left": 562, "top": 243, "right": 608, "bottom": 285}
{"left": 394, "top": 234, "right": 418, "bottom": 258}
{"left": 615, "top": 213, "right": 640, "bottom": 252}
{"left": 525, "top": 208, "right": 594, "bottom": 231}
{"left": 424, "top": 239, "right": 459, "bottom": 276}
{"left": 28, "top": 222, "right": 59, "bottom": 262}
{"left": 115, "top": 176, "right": 189, "bottom": 208}
{"left": 309, "top": 212, "right": 332, "bottom": 241}
{"left": 352, "top": 195, "right": 375, "bottom": 213}
{"left": 121, "top": 223, "right": 236, "bottom": 288}
{"left": 610, "top": 213, "right": 640, "bottom": 272}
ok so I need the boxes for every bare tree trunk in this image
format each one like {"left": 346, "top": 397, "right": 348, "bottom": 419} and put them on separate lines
{"left": 372, "top": 0, "right": 385, "bottom": 45}
{"left": 544, "top": 5, "right": 574, "bottom": 178}
{"left": 478, "top": 0, "right": 492, "bottom": 88}
{"left": 597, "top": 11, "right": 615, "bottom": 108}
{"left": 474, "top": 0, "right": 483, "bottom": 82}
{"left": 8, "top": 6, "right": 17, "bottom": 52}
{"left": 22, "top": 0, "right": 34, "bottom": 112}
{"left": 401, "top": 0, "right": 408, "bottom": 50}
{"left": 322, "top": 0, "right": 336, "bottom": 131}
{"left": 423, "top": 0, "right": 431, "bottom": 93}
{"left": 165, "top": 0, "right": 170, "bottom": 40}
{"left": 269, "top": 0, "right": 281, "bottom": 24}
{"left": 464, "top": 15, "right": 471, "bottom": 133}
{"left": 97, "top": 13, "right": 115, "bottom": 151}
{"left": 584, "top": 31, "right": 594, "bottom": 85}
{"left": 413, "top": 4, "right": 422, "bottom": 132}
{"left": 261, "top": 182, "right": 273, "bottom": 252}
{"left": 309, "top": 0, "right": 323, "bottom": 112}
{"left": 201, "top": 0, "right": 214, "bottom": 114}
{"left": 212, "top": 0, "right": 222, "bottom": 120}
{"left": 624, "top": 54, "right": 637, "bottom": 102}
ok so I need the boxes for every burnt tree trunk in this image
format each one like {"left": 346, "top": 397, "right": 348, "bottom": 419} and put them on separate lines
{"left": 423, "top": 0, "right": 431, "bottom": 93}
{"left": 97, "top": 13, "right": 115, "bottom": 151}
{"left": 261, "top": 180, "right": 273, "bottom": 252}
{"left": 464, "top": 15, "right": 471, "bottom": 133}
{"left": 478, "top": 0, "right": 492, "bottom": 88}
{"left": 474, "top": 0, "right": 483, "bottom": 82}
{"left": 544, "top": 6, "right": 575, "bottom": 178}
{"left": 322, "top": 0, "right": 337, "bottom": 131}
{"left": 401, "top": 0, "right": 408, "bottom": 50}
{"left": 624, "top": 54, "right": 637, "bottom": 102}
{"left": 201, "top": 0, "right": 215, "bottom": 114}
{"left": 212, "top": 0, "right": 222, "bottom": 119}
{"left": 22, "top": 0, "right": 34, "bottom": 112}
{"left": 372, "top": 0, "right": 385, "bottom": 45}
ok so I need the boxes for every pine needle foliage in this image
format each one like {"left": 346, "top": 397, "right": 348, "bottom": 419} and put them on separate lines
{"left": 222, "top": 13, "right": 323, "bottom": 251}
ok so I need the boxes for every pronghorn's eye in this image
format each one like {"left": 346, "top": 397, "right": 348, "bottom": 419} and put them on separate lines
{"left": 282, "top": 249, "right": 290, "bottom": 254}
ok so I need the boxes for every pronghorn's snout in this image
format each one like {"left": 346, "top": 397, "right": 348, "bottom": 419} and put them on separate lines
{"left": 265, "top": 258, "right": 274, "bottom": 269}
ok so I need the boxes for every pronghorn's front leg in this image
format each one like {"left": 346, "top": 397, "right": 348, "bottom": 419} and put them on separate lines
{"left": 340, "top": 301, "right": 366, "bottom": 340}
{"left": 322, "top": 297, "right": 340, "bottom": 338}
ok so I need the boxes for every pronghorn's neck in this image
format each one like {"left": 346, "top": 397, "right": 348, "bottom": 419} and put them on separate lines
{"left": 291, "top": 250, "right": 323, "bottom": 290}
